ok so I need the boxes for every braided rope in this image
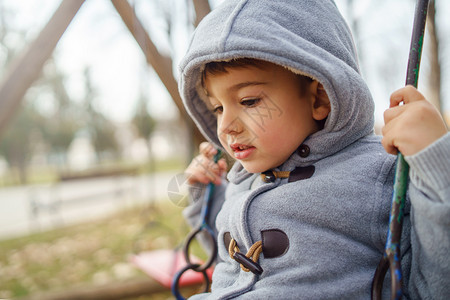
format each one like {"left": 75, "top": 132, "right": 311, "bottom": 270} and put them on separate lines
{"left": 228, "top": 238, "right": 263, "bottom": 272}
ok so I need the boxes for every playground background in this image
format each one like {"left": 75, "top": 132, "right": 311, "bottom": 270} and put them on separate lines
{"left": 0, "top": 0, "right": 449, "bottom": 299}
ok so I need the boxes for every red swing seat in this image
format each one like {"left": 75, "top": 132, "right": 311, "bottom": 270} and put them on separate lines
{"left": 130, "top": 249, "right": 213, "bottom": 288}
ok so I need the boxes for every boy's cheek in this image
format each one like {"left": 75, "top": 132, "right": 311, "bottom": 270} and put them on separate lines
{"left": 217, "top": 135, "right": 231, "bottom": 153}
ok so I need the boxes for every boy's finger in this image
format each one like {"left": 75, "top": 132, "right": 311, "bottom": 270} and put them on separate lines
{"left": 186, "top": 167, "right": 219, "bottom": 185}
{"left": 185, "top": 172, "right": 204, "bottom": 185}
{"left": 193, "top": 173, "right": 211, "bottom": 185}
{"left": 218, "top": 158, "right": 228, "bottom": 173}
{"left": 199, "top": 142, "right": 211, "bottom": 154}
{"left": 381, "top": 133, "right": 398, "bottom": 155}
{"left": 192, "top": 154, "right": 213, "bottom": 170}
{"left": 383, "top": 105, "right": 405, "bottom": 125}
{"left": 390, "top": 85, "right": 425, "bottom": 107}
{"left": 199, "top": 157, "right": 222, "bottom": 176}
{"left": 199, "top": 142, "right": 217, "bottom": 157}
{"left": 201, "top": 166, "right": 221, "bottom": 184}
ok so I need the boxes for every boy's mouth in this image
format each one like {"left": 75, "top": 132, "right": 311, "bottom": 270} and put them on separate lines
{"left": 230, "top": 143, "right": 256, "bottom": 159}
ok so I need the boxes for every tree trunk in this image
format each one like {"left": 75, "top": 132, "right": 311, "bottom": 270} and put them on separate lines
{"left": 111, "top": 0, "right": 205, "bottom": 150}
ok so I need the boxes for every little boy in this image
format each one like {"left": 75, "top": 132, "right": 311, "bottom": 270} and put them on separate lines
{"left": 179, "top": 0, "right": 449, "bottom": 299}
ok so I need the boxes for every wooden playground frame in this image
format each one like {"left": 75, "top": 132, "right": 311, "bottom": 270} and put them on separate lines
{"left": 0, "top": 0, "right": 210, "bottom": 144}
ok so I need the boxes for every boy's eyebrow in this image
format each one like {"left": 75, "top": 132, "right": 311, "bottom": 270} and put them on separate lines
{"left": 205, "top": 81, "right": 268, "bottom": 97}
{"left": 230, "top": 81, "right": 268, "bottom": 91}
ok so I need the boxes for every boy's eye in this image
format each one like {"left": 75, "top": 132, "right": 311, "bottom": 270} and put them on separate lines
{"left": 212, "top": 106, "right": 223, "bottom": 114}
{"left": 240, "top": 98, "right": 261, "bottom": 108}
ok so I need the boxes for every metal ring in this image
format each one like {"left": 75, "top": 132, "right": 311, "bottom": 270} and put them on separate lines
{"left": 183, "top": 225, "right": 217, "bottom": 272}
{"left": 171, "top": 263, "right": 210, "bottom": 300}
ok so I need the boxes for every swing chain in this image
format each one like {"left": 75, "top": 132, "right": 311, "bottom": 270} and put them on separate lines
{"left": 172, "top": 150, "right": 222, "bottom": 300}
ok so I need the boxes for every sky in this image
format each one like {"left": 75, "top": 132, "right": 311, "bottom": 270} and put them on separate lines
{"left": 1, "top": 0, "right": 449, "bottom": 126}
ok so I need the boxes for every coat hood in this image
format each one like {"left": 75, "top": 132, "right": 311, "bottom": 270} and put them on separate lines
{"left": 179, "top": 0, "right": 375, "bottom": 164}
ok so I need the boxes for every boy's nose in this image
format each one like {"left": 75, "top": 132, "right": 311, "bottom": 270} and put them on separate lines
{"left": 218, "top": 113, "right": 243, "bottom": 136}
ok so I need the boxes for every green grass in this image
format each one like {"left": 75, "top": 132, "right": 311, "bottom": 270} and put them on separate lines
{"left": 0, "top": 200, "right": 207, "bottom": 299}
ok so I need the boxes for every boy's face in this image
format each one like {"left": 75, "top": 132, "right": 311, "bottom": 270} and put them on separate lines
{"left": 204, "top": 62, "right": 321, "bottom": 173}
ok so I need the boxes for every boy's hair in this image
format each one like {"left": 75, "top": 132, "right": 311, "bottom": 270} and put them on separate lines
{"left": 201, "top": 58, "right": 313, "bottom": 95}
{"left": 203, "top": 58, "right": 262, "bottom": 77}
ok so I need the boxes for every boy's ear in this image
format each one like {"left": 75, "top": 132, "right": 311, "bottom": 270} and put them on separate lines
{"left": 309, "top": 80, "right": 331, "bottom": 121}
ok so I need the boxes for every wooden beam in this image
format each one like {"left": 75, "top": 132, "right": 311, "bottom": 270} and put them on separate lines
{"left": 110, "top": 0, "right": 187, "bottom": 120}
{"left": 193, "top": 0, "right": 212, "bottom": 27}
{"left": 0, "top": 0, "right": 85, "bottom": 135}
{"left": 111, "top": 0, "right": 204, "bottom": 147}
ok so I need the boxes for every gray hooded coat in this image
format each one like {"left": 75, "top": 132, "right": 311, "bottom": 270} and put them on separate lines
{"left": 179, "top": 0, "right": 450, "bottom": 299}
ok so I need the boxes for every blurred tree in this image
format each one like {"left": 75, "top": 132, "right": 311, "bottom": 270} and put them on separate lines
{"left": 82, "top": 67, "right": 119, "bottom": 162}
{"left": 1, "top": 4, "right": 118, "bottom": 175}
{"left": 0, "top": 56, "right": 84, "bottom": 178}
{"left": 0, "top": 105, "right": 43, "bottom": 183}
{"left": 0, "top": 4, "right": 44, "bottom": 181}
{"left": 132, "top": 93, "right": 156, "bottom": 141}
{"left": 40, "top": 59, "right": 82, "bottom": 165}
{"left": 0, "top": 1, "right": 83, "bottom": 179}
{"left": 89, "top": 114, "right": 119, "bottom": 162}
{"left": 345, "top": 0, "right": 445, "bottom": 122}
{"left": 132, "top": 91, "right": 156, "bottom": 176}
{"left": 0, "top": 0, "right": 84, "bottom": 135}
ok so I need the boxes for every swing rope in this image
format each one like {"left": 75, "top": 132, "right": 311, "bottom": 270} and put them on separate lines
{"left": 171, "top": 150, "right": 222, "bottom": 300}
{"left": 371, "top": 0, "right": 429, "bottom": 299}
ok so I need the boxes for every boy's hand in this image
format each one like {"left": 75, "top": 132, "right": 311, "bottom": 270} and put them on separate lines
{"left": 382, "top": 85, "right": 448, "bottom": 156}
{"left": 185, "top": 142, "right": 228, "bottom": 185}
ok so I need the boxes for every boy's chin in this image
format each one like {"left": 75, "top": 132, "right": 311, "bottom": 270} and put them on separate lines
{"left": 240, "top": 161, "right": 271, "bottom": 174}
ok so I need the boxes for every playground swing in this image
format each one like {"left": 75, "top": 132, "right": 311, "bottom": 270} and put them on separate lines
{"left": 133, "top": 0, "right": 430, "bottom": 299}
{"left": 371, "top": 0, "right": 429, "bottom": 299}
{"left": 171, "top": 150, "right": 222, "bottom": 299}
{"left": 130, "top": 152, "right": 221, "bottom": 298}
{"left": 131, "top": 248, "right": 212, "bottom": 291}
{"left": 130, "top": 217, "right": 214, "bottom": 295}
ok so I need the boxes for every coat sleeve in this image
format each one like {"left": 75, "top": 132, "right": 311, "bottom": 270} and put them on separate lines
{"left": 182, "top": 179, "right": 228, "bottom": 254}
{"left": 405, "top": 132, "right": 450, "bottom": 299}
